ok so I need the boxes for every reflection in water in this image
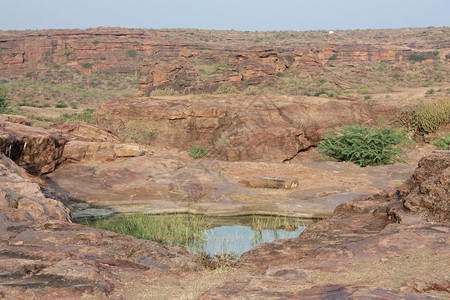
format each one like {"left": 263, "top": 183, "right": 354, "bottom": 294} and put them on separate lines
{"left": 76, "top": 212, "right": 315, "bottom": 258}
{"left": 187, "top": 224, "right": 306, "bottom": 257}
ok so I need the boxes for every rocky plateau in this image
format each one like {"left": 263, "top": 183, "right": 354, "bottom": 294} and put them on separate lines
{"left": 0, "top": 118, "right": 448, "bottom": 298}
{"left": 0, "top": 27, "right": 449, "bottom": 299}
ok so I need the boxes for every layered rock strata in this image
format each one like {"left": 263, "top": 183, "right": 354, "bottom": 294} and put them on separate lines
{"left": 1, "top": 27, "right": 447, "bottom": 93}
{"left": 0, "top": 154, "right": 200, "bottom": 299}
{"left": 95, "top": 95, "right": 408, "bottom": 162}
{"left": 0, "top": 116, "right": 143, "bottom": 175}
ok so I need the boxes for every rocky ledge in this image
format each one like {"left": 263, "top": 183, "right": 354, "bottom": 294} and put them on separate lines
{"left": 95, "top": 94, "right": 411, "bottom": 162}
{"left": 0, "top": 153, "right": 201, "bottom": 299}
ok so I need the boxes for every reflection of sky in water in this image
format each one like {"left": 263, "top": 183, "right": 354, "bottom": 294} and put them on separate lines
{"left": 187, "top": 225, "right": 305, "bottom": 257}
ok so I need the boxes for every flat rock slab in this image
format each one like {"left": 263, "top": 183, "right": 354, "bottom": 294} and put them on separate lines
{"left": 44, "top": 155, "right": 416, "bottom": 218}
{"left": 248, "top": 175, "right": 298, "bottom": 189}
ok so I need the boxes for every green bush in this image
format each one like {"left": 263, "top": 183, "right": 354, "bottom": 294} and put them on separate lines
{"left": 81, "top": 62, "right": 93, "bottom": 69}
{"left": 318, "top": 123, "right": 407, "bottom": 167}
{"left": 395, "top": 105, "right": 420, "bottom": 131}
{"left": 125, "top": 49, "right": 137, "bottom": 57}
{"left": 56, "top": 109, "right": 96, "bottom": 124}
{"left": 409, "top": 54, "right": 426, "bottom": 62}
{"left": 188, "top": 145, "right": 208, "bottom": 159}
{"left": 55, "top": 103, "right": 68, "bottom": 108}
{"left": 431, "top": 135, "right": 450, "bottom": 150}
{"left": 328, "top": 53, "right": 338, "bottom": 61}
{"left": 0, "top": 86, "right": 9, "bottom": 113}
{"left": 54, "top": 49, "right": 73, "bottom": 57}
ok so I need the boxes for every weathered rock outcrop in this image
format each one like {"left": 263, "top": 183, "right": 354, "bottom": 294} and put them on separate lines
{"left": 0, "top": 154, "right": 70, "bottom": 222}
{"left": 399, "top": 151, "right": 450, "bottom": 222}
{"left": 0, "top": 155, "right": 200, "bottom": 299}
{"left": 95, "top": 95, "right": 407, "bottom": 162}
{"left": 199, "top": 151, "right": 450, "bottom": 299}
{"left": 0, "top": 116, "right": 144, "bottom": 175}
{"left": 44, "top": 149, "right": 416, "bottom": 219}
{"left": 0, "top": 120, "right": 67, "bottom": 175}
{"left": 139, "top": 47, "right": 292, "bottom": 94}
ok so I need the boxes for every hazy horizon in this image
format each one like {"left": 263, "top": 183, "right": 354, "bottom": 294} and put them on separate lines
{"left": 1, "top": 0, "right": 449, "bottom": 32}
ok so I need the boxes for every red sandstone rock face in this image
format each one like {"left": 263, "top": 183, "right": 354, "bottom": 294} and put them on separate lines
{"left": 0, "top": 116, "right": 144, "bottom": 175}
{"left": 399, "top": 151, "right": 450, "bottom": 222}
{"left": 1, "top": 27, "right": 447, "bottom": 94}
{"left": 0, "top": 120, "right": 66, "bottom": 175}
{"left": 95, "top": 95, "right": 405, "bottom": 161}
{"left": 0, "top": 155, "right": 200, "bottom": 299}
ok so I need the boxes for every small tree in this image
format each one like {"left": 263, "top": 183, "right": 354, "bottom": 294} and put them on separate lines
{"left": 0, "top": 86, "right": 9, "bottom": 113}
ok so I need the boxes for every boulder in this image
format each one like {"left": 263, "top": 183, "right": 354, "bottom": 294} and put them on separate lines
{"left": 0, "top": 120, "right": 66, "bottom": 175}
{"left": 0, "top": 151, "right": 200, "bottom": 299}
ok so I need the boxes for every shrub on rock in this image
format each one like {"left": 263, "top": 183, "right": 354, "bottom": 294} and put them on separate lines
{"left": 188, "top": 145, "right": 207, "bottom": 159}
{"left": 318, "top": 123, "right": 407, "bottom": 167}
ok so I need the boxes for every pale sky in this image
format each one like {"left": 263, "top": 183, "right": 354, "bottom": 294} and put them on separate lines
{"left": 1, "top": 0, "right": 449, "bottom": 31}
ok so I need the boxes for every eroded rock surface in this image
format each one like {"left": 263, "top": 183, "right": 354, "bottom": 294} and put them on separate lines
{"left": 199, "top": 152, "right": 450, "bottom": 299}
{"left": 0, "top": 120, "right": 66, "bottom": 175}
{"left": 0, "top": 112, "right": 448, "bottom": 298}
{"left": 95, "top": 95, "right": 410, "bottom": 162}
{"left": 44, "top": 153, "right": 415, "bottom": 219}
{"left": 0, "top": 116, "right": 144, "bottom": 175}
{"left": 0, "top": 153, "right": 200, "bottom": 299}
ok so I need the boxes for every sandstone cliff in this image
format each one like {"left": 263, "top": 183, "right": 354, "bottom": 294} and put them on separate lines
{"left": 1, "top": 27, "right": 447, "bottom": 94}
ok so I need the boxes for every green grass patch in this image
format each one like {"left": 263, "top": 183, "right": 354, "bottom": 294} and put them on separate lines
{"left": 25, "top": 109, "right": 96, "bottom": 124}
{"left": 82, "top": 213, "right": 210, "bottom": 247}
{"left": 431, "top": 135, "right": 450, "bottom": 150}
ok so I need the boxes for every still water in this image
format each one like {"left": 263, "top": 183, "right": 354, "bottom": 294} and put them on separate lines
{"left": 76, "top": 212, "right": 316, "bottom": 258}
{"left": 186, "top": 223, "right": 306, "bottom": 257}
